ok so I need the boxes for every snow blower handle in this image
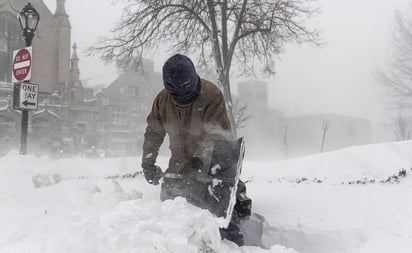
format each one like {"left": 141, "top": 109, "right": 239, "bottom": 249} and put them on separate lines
{"left": 163, "top": 172, "right": 236, "bottom": 185}
{"left": 163, "top": 172, "right": 184, "bottom": 180}
{"left": 163, "top": 172, "right": 210, "bottom": 183}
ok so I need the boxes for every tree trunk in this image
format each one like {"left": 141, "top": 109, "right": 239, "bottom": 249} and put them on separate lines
{"left": 206, "top": 0, "right": 237, "bottom": 138}
{"left": 218, "top": 72, "right": 237, "bottom": 138}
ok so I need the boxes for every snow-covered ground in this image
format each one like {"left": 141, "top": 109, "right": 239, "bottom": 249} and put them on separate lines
{"left": 1, "top": 140, "right": 412, "bottom": 252}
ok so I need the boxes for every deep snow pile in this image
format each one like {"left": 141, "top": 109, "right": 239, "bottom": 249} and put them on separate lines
{"left": 0, "top": 152, "right": 294, "bottom": 253}
{"left": 1, "top": 140, "right": 412, "bottom": 252}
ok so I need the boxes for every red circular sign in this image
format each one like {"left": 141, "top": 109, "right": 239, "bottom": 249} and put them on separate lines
{"left": 12, "top": 48, "right": 32, "bottom": 82}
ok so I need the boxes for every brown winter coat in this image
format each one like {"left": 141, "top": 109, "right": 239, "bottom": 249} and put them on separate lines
{"left": 142, "top": 79, "right": 233, "bottom": 175}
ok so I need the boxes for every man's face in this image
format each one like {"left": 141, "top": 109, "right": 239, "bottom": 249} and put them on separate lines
{"left": 165, "top": 78, "right": 194, "bottom": 96}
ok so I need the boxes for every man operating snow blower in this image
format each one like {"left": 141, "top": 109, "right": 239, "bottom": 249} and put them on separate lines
{"left": 141, "top": 54, "right": 251, "bottom": 246}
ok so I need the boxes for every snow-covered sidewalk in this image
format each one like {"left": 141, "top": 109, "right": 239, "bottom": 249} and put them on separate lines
{"left": 1, "top": 140, "right": 412, "bottom": 252}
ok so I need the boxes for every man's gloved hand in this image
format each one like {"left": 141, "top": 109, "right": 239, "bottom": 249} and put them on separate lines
{"left": 181, "top": 157, "right": 204, "bottom": 181}
{"left": 142, "top": 163, "right": 163, "bottom": 185}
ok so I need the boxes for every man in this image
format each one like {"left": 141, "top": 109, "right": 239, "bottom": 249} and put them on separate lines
{"left": 141, "top": 54, "right": 245, "bottom": 246}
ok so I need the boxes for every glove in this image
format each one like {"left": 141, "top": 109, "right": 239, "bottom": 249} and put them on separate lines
{"left": 181, "top": 157, "right": 204, "bottom": 181}
{"left": 142, "top": 163, "right": 163, "bottom": 185}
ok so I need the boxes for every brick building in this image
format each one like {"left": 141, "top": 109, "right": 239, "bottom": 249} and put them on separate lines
{"left": 95, "top": 59, "right": 162, "bottom": 156}
{"left": 0, "top": 0, "right": 165, "bottom": 157}
{"left": 0, "top": 0, "right": 96, "bottom": 156}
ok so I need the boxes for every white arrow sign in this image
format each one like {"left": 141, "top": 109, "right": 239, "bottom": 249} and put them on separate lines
{"left": 19, "top": 83, "right": 39, "bottom": 110}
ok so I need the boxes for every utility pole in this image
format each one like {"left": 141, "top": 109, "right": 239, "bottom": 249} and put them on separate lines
{"left": 320, "top": 120, "right": 330, "bottom": 153}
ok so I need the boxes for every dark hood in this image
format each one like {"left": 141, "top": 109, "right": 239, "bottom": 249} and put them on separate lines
{"left": 162, "top": 54, "right": 200, "bottom": 106}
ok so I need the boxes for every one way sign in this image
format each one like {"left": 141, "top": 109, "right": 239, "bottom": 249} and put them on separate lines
{"left": 13, "top": 83, "right": 39, "bottom": 110}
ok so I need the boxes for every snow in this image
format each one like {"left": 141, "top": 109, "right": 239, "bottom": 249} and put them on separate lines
{"left": 1, "top": 140, "right": 412, "bottom": 252}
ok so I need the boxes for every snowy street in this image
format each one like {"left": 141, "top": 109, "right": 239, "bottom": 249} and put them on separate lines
{"left": 1, "top": 140, "right": 412, "bottom": 252}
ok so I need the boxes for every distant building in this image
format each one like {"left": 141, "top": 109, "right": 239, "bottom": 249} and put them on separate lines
{"left": 238, "top": 80, "right": 270, "bottom": 113}
{"left": 236, "top": 79, "right": 372, "bottom": 159}
{"left": 0, "top": 0, "right": 70, "bottom": 92}
{"left": 0, "top": 0, "right": 72, "bottom": 154}
{"left": 0, "top": 0, "right": 168, "bottom": 157}
{"left": 95, "top": 59, "right": 163, "bottom": 156}
{"left": 237, "top": 80, "right": 283, "bottom": 158}
{"left": 281, "top": 114, "right": 372, "bottom": 157}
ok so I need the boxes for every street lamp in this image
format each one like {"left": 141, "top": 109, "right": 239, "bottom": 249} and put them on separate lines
{"left": 16, "top": 2, "right": 40, "bottom": 155}
{"left": 17, "top": 2, "right": 40, "bottom": 47}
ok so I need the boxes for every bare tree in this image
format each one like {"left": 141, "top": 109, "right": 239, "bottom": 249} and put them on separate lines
{"left": 375, "top": 5, "right": 412, "bottom": 140}
{"left": 375, "top": 5, "right": 412, "bottom": 107}
{"left": 232, "top": 98, "right": 251, "bottom": 129}
{"left": 90, "top": 0, "right": 320, "bottom": 136}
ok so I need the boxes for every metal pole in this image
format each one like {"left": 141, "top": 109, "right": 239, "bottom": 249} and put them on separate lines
{"left": 16, "top": 2, "right": 39, "bottom": 155}
{"left": 320, "top": 120, "right": 330, "bottom": 153}
{"left": 19, "top": 41, "right": 32, "bottom": 155}
{"left": 20, "top": 108, "right": 28, "bottom": 155}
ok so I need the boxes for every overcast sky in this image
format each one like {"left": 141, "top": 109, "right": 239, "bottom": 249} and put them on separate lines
{"left": 43, "top": 0, "right": 410, "bottom": 141}
{"left": 273, "top": 0, "right": 409, "bottom": 141}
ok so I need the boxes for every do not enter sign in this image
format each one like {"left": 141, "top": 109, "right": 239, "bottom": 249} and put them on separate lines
{"left": 12, "top": 47, "right": 32, "bottom": 83}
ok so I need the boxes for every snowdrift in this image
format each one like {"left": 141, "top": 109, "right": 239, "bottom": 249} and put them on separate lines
{"left": 1, "top": 140, "right": 412, "bottom": 252}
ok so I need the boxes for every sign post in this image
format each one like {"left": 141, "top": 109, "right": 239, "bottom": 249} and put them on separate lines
{"left": 11, "top": 46, "right": 35, "bottom": 155}
{"left": 15, "top": 2, "right": 40, "bottom": 155}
